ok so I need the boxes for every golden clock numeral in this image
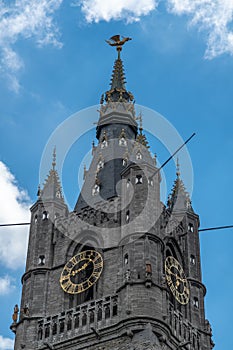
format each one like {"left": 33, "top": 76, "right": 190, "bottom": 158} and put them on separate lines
{"left": 92, "top": 271, "right": 100, "bottom": 279}
{"left": 60, "top": 274, "right": 70, "bottom": 283}
{"left": 64, "top": 266, "right": 72, "bottom": 273}
{"left": 93, "top": 254, "right": 101, "bottom": 261}
{"left": 70, "top": 256, "right": 78, "bottom": 265}
{"left": 180, "top": 295, "right": 188, "bottom": 305}
{"left": 87, "top": 280, "right": 93, "bottom": 288}
{"left": 68, "top": 284, "right": 77, "bottom": 294}
{"left": 94, "top": 262, "right": 103, "bottom": 269}
{"left": 62, "top": 280, "right": 72, "bottom": 291}
{"left": 170, "top": 284, "right": 175, "bottom": 293}
{"left": 78, "top": 284, "right": 84, "bottom": 293}
{"left": 79, "top": 252, "right": 87, "bottom": 261}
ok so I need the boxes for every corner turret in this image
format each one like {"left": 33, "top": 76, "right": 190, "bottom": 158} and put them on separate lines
{"left": 167, "top": 158, "right": 193, "bottom": 213}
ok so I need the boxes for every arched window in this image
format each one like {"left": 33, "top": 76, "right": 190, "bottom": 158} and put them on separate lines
{"left": 112, "top": 300, "right": 118, "bottom": 316}
{"left": 105, "top": 305, "right": 110, "bottom": 319}
{"left": 52, "top": 321, "right": 57, "bottom": 335}
{"left": 124, "top": 254, "right": 129, "bottom": 265}
{"left": 59, "top": 319, "right": 65, "bottom": 333}
{"left": 82, "top": 312, "right": 87, "bottom": 326}
{"left": 38, "top": 324, "right": 43, "bottom": 340}
{"left": 97, "top": 306, "right": 102, "bottom": 321}
{"left": 44, "top": 324, "right": 50, "bottom": 338}
{"left": 188, "top": 223, "right": 194, "bottom": 232}
{"left": 126, "top": 210, "right": 130, "bottom": 223}
{"left": 56, "top": 190, "right": 61, "bottom": 198}
{"left": 136, "top": 151, "right": 142, "bottom": 160}
{"left": 122, "top": 158, "right": 127, "bottom": 166}
{"left": 34, "top": 215, "right": 38, "bottom": 223}
{"left": 74, "top": 314, "right": 79, "bottom": 328}
{"left": 42, "top": 211, "right": 49, "bottom": 220}
{"left": 101, "top": 134, "right": 108, "bottom": 148}
{"left": 38, "top": 255, "right": 45, "bottom": 266}
{"left": 89, "top": 310, "right": 95, "bottom": 324}
{"left": 126, "top": 179, "right": 130, "bottom": 188}
{"left": 190, "top": 255, "right": 196, "bottom": 265}
{"left": 67, "top": 314, "right": 72, "bottom": 331}
{"left": 193, "top": 297, "right": 199, "bottom": 308}
{"left": 135, "top": 175, "right": 143, "bottom": 184}
{"left": 148, "top": 179, "right": 153, "bottom": 186}
{"left": 119, "top": 137, "right": 127, "bottom": 146}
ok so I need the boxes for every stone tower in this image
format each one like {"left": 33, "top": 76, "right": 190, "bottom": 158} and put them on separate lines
{"left": 12, "top": 37, "right": 214, "bottom": 350}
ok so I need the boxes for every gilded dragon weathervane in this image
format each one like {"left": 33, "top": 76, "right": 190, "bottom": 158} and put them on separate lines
{"left": 106, "top": 35, "right": 132, "bottom": 58}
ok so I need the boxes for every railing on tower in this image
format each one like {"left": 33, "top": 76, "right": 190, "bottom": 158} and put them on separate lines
{"left": 37, "top": 294, "right": 118, "bottom": 345}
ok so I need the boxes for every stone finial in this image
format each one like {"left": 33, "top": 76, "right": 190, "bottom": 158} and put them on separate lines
{"left": 52, "top": 146, "right": 56, "bottom": 171}
{"left": 37, "top": 184, "right": 41, "bottom": 197}
{"left": 176, "top": 157, "right": 180, "bottom": 178}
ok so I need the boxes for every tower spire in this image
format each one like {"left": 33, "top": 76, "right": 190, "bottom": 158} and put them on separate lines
{"left": 40, "top": 147, "right": 64, "bottom": 202}
{"left": 101, "top": 35, "right": 134, "bottom": 104}
{"left": 52, "top": 146, "right": 56, "bottom": 170}
{"left": 167, "top": 160, "right": 193, "bottom": 212}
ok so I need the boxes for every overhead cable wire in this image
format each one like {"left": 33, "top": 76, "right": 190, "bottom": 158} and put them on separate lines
{"left": 149, "top": 132, "right": 196, "bottom": 180}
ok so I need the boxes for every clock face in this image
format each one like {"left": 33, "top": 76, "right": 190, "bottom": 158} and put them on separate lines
{"left": 165, "top": 256, "right": 190, "bottom": 305}
{"left": 60, "top": 250, "right": 103, "bottom": 294}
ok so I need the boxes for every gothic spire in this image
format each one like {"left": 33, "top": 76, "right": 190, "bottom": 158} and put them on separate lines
{"left": 110, "top": 57, "right": 126, "bottom": 90}
{"left": 167, "top": 158, "right": 193, "bottom": 212}
{"left": 40, "top": 147, "right": 64, "bottom": 202}
{"left": 101, "top": 35, "right": 134, "bottom": 104}
{"left": 52, "top": 146, "right": 56, "bottom": 170}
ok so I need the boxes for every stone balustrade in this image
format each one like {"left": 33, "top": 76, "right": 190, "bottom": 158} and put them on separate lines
{"left": 37, "top": 295, "right": 118, "bottom": 345}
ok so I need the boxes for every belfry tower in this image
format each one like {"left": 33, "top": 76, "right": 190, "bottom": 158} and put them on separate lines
{"left": 12, "top": 36, "right": 214, "bottom": 350}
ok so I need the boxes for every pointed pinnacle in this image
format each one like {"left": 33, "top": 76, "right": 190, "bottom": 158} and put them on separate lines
{"left": 52, "top": 146, "right": 56, "bottom": 170}
{"left": 137, "top": 112, "right": 143, "bottom": 132}
{"left": 37, "top": 185, "right": 41, "bottom": 197}
{"left": 176, "top": 157, "right": 180, "bottom": 178}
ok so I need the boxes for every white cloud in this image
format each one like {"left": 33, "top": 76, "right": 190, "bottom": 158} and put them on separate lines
{"left": 0, "top": 0, "right": 63, "bottom": 92}
{"left": 167, "top": 0, "right": 233, "bottom": 58}
{"left": 0, "top": 0, "right": 232, "bottom": 88}
{"left": 0, "top": 275, "right": 15, "bottom": 295}
{"left": 0, "top": 161, "right": 31, "bottom": 269}
{"left": 77, "top": 0, "right": 233, "bottom": 58}
{"left": 76, "top": 0, "right": 158, "bottom": 23}
{"left": 0, "top": 336, "right": 14, "bottom": 350}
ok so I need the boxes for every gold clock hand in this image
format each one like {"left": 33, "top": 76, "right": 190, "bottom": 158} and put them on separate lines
{"left": 71, "top": 259, "right": 92, "bottom": 276}
{"left": 167, "top": 270, "right": 186, "bottom": 282}
{"left": 175, "top": 274, "right": 187, "bottom": 282}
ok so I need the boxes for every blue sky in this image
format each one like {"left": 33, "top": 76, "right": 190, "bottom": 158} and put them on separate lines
{"left": 0, "top": 1, "right": 233, "bottom": 349}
